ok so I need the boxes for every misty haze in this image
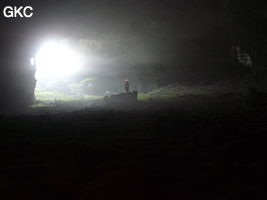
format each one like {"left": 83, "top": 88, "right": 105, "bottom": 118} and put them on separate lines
{"left": 0, "top": 0, "right": 267, "bottom": 199}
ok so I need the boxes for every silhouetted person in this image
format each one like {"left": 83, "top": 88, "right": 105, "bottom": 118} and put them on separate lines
{"left": 125, "top": 79, "right": 130, "bottom": 93}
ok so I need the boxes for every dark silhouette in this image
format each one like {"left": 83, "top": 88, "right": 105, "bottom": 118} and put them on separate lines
{"left": 125, "top": 79, "right": 130, "bottom": 93}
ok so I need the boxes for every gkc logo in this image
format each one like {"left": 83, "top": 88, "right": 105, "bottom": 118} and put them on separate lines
{"left": 3, "top": 6, "right": 33, "bottom": 18}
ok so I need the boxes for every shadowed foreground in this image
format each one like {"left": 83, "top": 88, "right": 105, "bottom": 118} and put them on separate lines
{"left": 1, "top": 98, "right": 267, "bottom": 200}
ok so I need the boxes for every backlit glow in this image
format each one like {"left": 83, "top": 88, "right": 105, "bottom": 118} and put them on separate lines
{"left": 35, "top": 41, "right": 82, "bottom": 79}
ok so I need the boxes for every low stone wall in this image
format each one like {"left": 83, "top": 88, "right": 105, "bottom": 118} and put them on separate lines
{"left": 104, "top": 91, "right": 138, "bottom": 104}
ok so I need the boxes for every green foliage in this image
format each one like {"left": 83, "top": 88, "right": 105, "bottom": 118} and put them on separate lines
{"left": 30, "top": 103, "right": 54, "bottom": 108}
{"left": 80, "top": 77, "right": 96, "bottom": 84}
{"left": 138, "top": 93, "right": 150, "bottom": 100}
{"left": 139, "top": 80, "right": 254, "bottom": 101}
{"left": 35, "top": 91, "right": 101, "bottom": 101}
{"left": 69, "top": 77, "right": 97, "bottom": 94}
{"left": 35, "top": 91, "right": 75, "bottom": 101}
